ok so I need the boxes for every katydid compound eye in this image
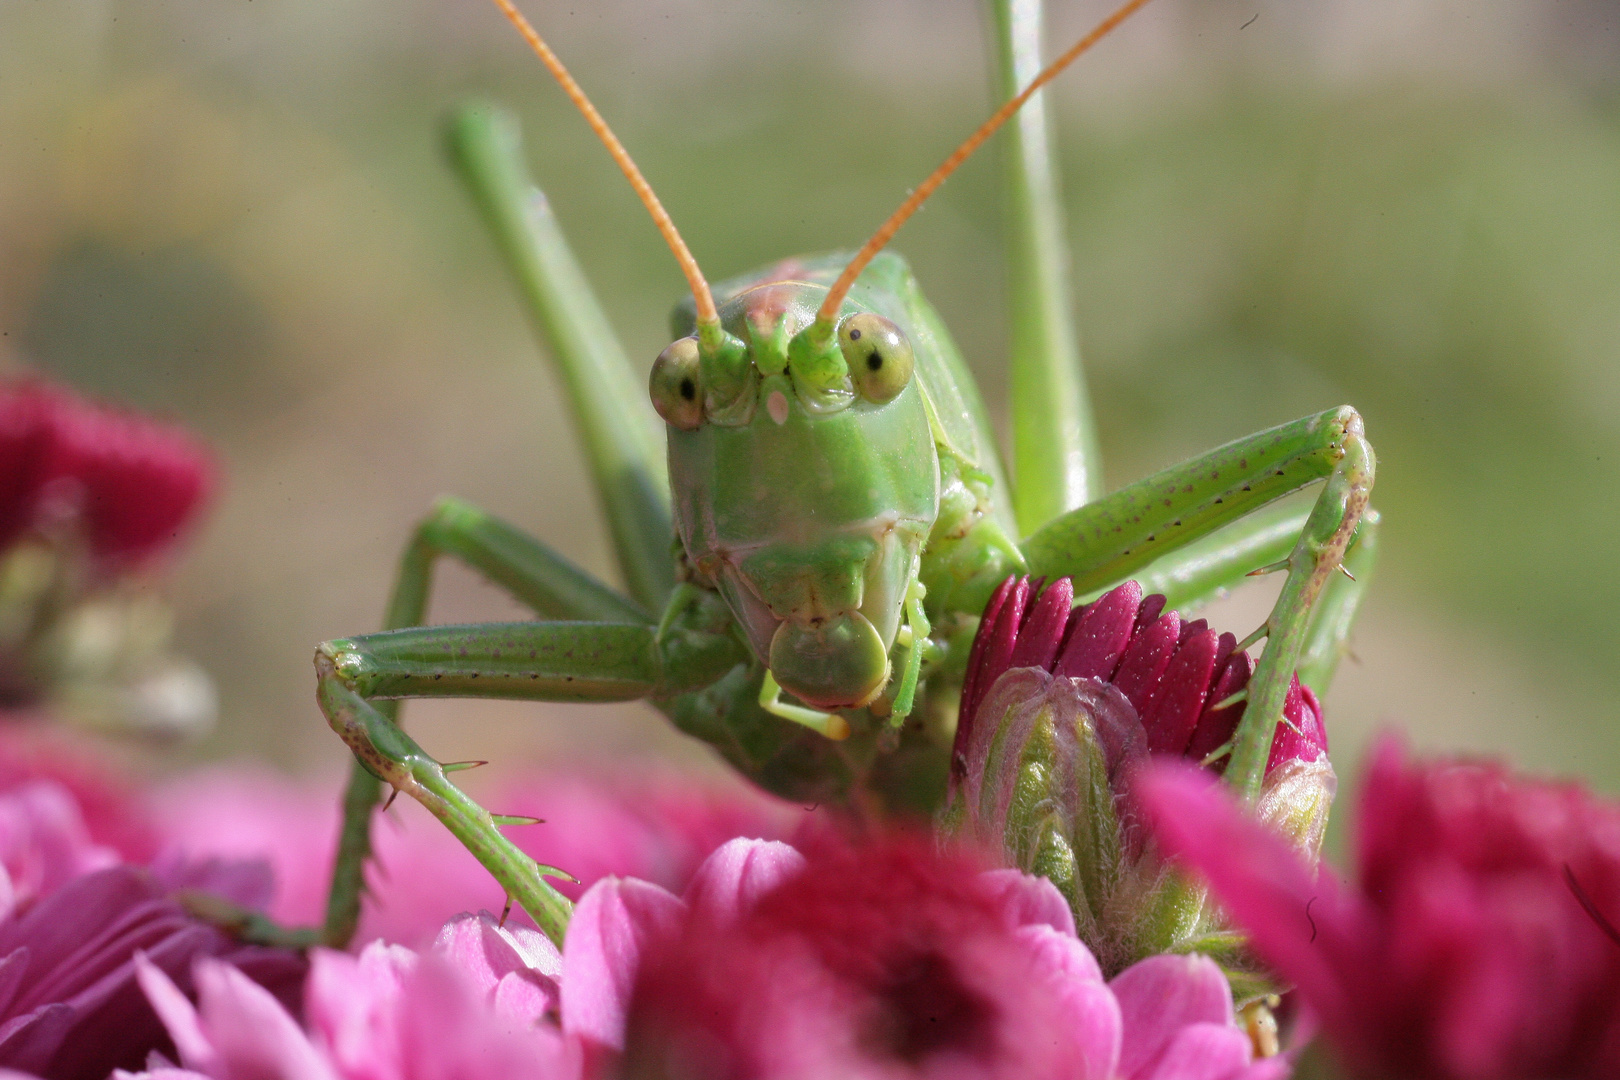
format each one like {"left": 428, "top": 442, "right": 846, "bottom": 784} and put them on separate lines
{"left": 649, "top": 337, "right": 704, "bottom": 430}
{"left": 838, "top": 313, "right": 913, "bottom": 404}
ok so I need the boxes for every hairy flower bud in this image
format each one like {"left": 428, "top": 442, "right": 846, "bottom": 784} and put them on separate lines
{"left": 944, "top": 575, "right": 1337, "bottom": 981}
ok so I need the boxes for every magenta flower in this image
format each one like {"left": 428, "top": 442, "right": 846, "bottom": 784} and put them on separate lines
{"left": 957, "top": 576, "right": 1326, "bottom": 784}
{"left": 0, "top": 865, "right": 305, "bottom": 1080}
{"left": 150, "top": 764, "right": 797, "bottom": 948}
{"left": 617, "top": 834, "right": 1286, "bottom": 1080}
{"left": 0, "top": 379, "right": 213, "bottom": 569}
{"left": 1138, "top": 739, "right": 1620, "bottom": 1080}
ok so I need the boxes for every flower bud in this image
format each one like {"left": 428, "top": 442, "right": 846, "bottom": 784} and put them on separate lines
{"left": 944, "top": 575, "right": 1338, "bottom": 974}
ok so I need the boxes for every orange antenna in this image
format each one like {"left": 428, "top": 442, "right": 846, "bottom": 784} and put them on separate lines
{"left": 814, "top": 0, "right": 1155, "bottom": 332}
{"left": 488, "top": 0, "right": 719, "bottom": 334}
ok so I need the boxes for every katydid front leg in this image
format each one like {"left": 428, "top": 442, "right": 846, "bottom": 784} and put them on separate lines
{"left": 323, "top": 495, "right": 665, "bottom": 947}
{"left": 1023, "top": 405, "right": 1375, "bottom": 800}
{"left": 318, "top": 581, "right": 746, "bottom": 946}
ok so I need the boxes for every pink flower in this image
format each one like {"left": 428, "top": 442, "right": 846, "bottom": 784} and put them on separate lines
{"left": 614, "top": 834, "right": 1284, "bottom": 1080}
{"left": 1137, "top": 740, "right": 1620, "bottom": 1080}
{"left": 123, "top": 916, "right": 574, "bottom": 1080}
{"left": 0, "top": 379, "right": 213, "bottom": 569}
{"left": 958, "top": 577, "right": 1325, "bottom": 786}
{"left": 0, "top": 865, "right": 305, "bottom": 1080}
{"left": 0, "top": 779, "right": 118, "bottom": 919}
{"left": 0, "top": 729, "right": 158, "bottom": 862}
{"left": 150, "top": 764, "right": 797, "bottom": 948}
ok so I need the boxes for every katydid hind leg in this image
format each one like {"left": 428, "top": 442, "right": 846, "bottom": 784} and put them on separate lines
{"left": 447, "top": 103, "right": 673, "bottom": 614}
{"left": 324, "top": 497, "right": 658, "bottom": 947}
{"left": 987, "top": 0, "right": 1100, "bottom": 533}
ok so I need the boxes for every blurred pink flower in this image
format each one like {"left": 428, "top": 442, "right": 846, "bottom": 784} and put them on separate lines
{"left": 121, "top": 914, "right": 573, "bottom": 1080}
{"left": 1138, "top": 741, "right": 1620, "bottom": 1080}
{"left": 619, "top": 834, "right": 1286, "bottom": 1080}
{"left": 150, "top": 764, "right": 798, "bottom": 947}
{"left": 0, "top": 729, "right": 158, "bottom": 862}
{"left": 0, "top": 379, "right": 214, "bottom": 570}
{"left": 958, "top": 576, "right": 1325, "bottom": 789}
{"left": 0, "top": 865, "right": 305, "bottom": 1080}
{"left": 0, "top": 779, "right": 118, "bottom": 920}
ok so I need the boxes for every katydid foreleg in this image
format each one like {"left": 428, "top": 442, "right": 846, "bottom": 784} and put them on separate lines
{"left": 321, "top": 496, "right": 668, "bottom": 946}
{"left": 317, "top": 583, "right": 747, "bottom": 947}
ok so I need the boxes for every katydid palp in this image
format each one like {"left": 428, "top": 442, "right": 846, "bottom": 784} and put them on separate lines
{"left": 314, "top": 0, "right": 1376, "bottom": 949}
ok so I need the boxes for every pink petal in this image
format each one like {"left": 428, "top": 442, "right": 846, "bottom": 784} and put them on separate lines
{"left": 1055, "top": 581, "right": 1142, "bottom": 681}
{"left": 133, "top": 955, "right": 216, "bottom": 1075}
{"left": 561, "top": 877, "right": 685, "bottom": 1052}
{"left": 434, "top": 911, "right": 561, "bottom": 990}
{"left": 191, "top": 958, "right": 337, "bottom": 1080}
{"left": 1135, "top": 762, "right": 1367, "bottom": 1037}
{"left": 305, "top": 943, "right": 412, "bottom": 1080}
{"left": 1111, "top": 952, "right": 1237, "bottom": 1080}
{"left": 1016, "top": 925, "right": 1119, "bottom": 1079}
{"left": 976, "top": 868, "right": 1078, "bottom": 939}
{"left": 683, "top": 838, "right": 805, "bottom": 926}
{"left": 1135, "top": 1021, "right": 1254, "bottom": 1080}
{"left": 395, "top": 952, "right": 573, "bottom": 1079}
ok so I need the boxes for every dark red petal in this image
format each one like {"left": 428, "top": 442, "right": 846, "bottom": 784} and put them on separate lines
{"left": 959, "top": 574, "right": 1019, "bottom": 744}
{"left": 1177, "top": 618, "right": 1208, "bottom": 646}
{"left": 1008, "top": 578, "right": 1074, "bottom": 674}
{"left": 1053, "top": 580, "right": 1141, "bottom": 681}
{"left": 1143, "top": 628, "right": 1221, "bottom": 756}
{"left": 958, "top": 576, "right": 1031, "bottom": 757}
{"left": 1134, "top": 593, "right": 1167, "bottom": 634}
{"left": 1187, "top": 646, "right": 1253, "bottom": 770}
{"left": 1111, "top": 611, "right": 1181, "bottom": 717}
{"left": 1267, "top": 676, "right": 1326, "bottom": 773}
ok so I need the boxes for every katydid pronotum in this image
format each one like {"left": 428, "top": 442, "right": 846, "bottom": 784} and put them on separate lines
{"left": 313, "top": 0, "right": 1376, "bottom": 949}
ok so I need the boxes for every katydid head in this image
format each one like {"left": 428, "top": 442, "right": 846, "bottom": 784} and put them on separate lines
{"left": 658, "top": 278, "right": 939, "bottom": 709}
{"left": 486, "top": 0, "right": 1153, "bottom": 711}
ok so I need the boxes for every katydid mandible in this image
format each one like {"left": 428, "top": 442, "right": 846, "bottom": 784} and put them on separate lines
{"left": 315, "top": 0, "right": 1377, "bottom": 948}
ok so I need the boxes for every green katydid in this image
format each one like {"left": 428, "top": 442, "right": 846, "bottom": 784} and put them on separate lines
{"left": 314, "top": 0, "right": 1376, "bottom": 949}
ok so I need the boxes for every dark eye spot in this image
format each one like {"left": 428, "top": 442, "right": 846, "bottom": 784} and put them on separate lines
{"left": 679, "top": 378, "right": 696, "bottom": 400}
{"left": 849, "top": 328, "right": 862, "bottom": 340}
{"left": 867, "top": 352, "right": 883, "bottom": 371}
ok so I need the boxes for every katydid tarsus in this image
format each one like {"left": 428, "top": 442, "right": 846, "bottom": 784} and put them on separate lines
{"left": 313, "top": 0, "right": 1377, "bottom": 949}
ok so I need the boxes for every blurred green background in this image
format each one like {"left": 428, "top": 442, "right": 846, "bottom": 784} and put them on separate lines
{"left": 1, "top": 0, "right": 1616, "bottom": 814}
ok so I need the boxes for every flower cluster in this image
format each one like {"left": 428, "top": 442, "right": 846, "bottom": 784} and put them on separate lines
{"left": 0, "top": 762, "right": 304, "bottom": 1080}
{"left": 98, "top": 836, "right": 1281, "bottom": 1080}
{"left": 1141, "top": 739, "right": 1620, "bottom": 1080}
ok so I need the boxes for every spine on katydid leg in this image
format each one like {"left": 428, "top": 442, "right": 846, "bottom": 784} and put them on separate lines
{"left": 939, "top": 574, "right": 1333, "bottom": 975}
